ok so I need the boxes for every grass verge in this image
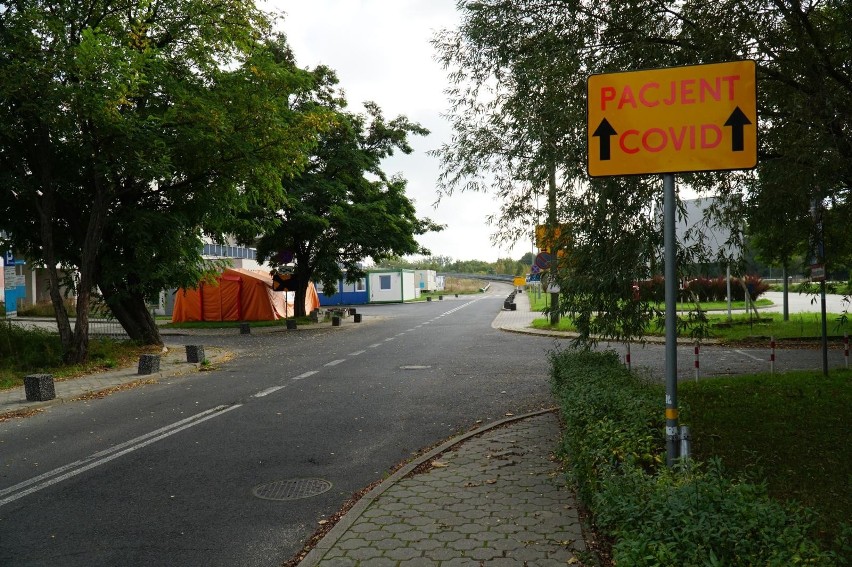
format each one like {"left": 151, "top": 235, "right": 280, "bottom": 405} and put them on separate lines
{"left": 163, "top": 316, "right": 314, "bottom": 329}
{"left": 680, "top": 369, "right": 851, "bottom": 552}
{"left": 532, "top": 310, "right": 850, "bottom": 343}
{"left": 0, "top": 323, "right": 160, "bottom": 391}
{"left": 551, "top": 349, "right": 847, "bottom": 565}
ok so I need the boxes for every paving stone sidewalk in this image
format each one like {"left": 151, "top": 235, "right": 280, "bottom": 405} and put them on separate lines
{"left": 300, "top": 411, "right": 588, "bottom": 566}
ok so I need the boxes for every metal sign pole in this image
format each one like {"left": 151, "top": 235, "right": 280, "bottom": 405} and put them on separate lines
{"left": 664, "top": 173, "right": 679, "bottom": 467}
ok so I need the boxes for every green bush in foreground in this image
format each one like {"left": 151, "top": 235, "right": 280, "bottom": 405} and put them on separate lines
{"left": 550, "top": 349, "right": 834, "bottom": 566}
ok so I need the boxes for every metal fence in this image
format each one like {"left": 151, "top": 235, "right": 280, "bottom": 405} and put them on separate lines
{"left": 88, "top": 317, "right": 131, "bottom": 340}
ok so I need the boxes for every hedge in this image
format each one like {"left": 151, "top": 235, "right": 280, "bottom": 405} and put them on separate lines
{"left": 637, "top": 275, "right": 769, "bottom": 303}
{"left": 550, "top": 349, "right": 834, "bottom": 566}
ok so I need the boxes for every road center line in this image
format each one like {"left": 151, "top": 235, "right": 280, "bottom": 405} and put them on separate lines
{"left": 292, "top": 370, "right": 319, "bottom": 380}
{"left": 368, "top": 343, "right": 382, "bottom": 348}
{"left": 254, "top": 385, "right": 285, "bottom": 398}
{"left": 0, "top": 404, "right": 242, "bottom": 508}
{"left": 349, "top": 350, "right": 366, "bottom": 356}
{"left": 325, "top": 359, "right": 345, "bottom": 367}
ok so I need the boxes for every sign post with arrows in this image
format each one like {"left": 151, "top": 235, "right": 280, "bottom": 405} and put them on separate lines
{"left": 588, "top": 60, "right": 756, "bottom": 177}
{"left": 587, "top": 60, "right": 757, "bottom": 467}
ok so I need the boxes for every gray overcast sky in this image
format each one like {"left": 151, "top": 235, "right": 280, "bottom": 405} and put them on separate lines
{"left": 266, "top": 0, "right": 530, "bottom": 263}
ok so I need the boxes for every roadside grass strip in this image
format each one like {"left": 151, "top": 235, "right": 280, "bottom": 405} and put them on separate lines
{"left": 550, "top": 349, "right": 843, "bottom": 565}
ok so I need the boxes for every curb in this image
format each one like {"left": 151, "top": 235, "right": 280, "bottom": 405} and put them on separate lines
{"left": 498, "top": 324, "right": 723, "bottom": 345}
{"left": 297, "top": 407, "right": 558, "bottom": 566}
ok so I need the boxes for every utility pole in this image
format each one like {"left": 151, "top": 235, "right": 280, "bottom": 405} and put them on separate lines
{"left": 547, "top": 157, "right": 559, "bottom": 325}
{"left": 811, "top": 198, "right": 829, "bottom": 376}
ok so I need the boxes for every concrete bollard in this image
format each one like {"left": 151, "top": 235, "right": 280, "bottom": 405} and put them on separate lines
{"left": 138, "top": 354, "right": 161, "bottom": 375}
{"left": 332, "top": 316, "right": 341, "bottom": 327}
{"left": 438, "top": 295, "right": 443, "bottom": 300}
{"left": 185, "top": 345, "right": 205, "bottom": 363}
{"left": 349, "top": 308, "right": 357, "bottom": 316}
{"left": 509, "top": 303, "right": 517, "bottom": 311}
{"left": 240, "top": 322, "right": 251, "bottom": 335}
{"left": 24, "top": 374, "right": 55, "bottom": 401}
{"left": 427, "top": 296, "right": 432, "bottom": 302}
{"left": 310, "top": 311, "right": 319, "bottom": 323}
{"left": 354, "top": 313, "right": 362, "bottom": 323}
{"left": 286, "top": 319, "right": 297, "bottom": 330}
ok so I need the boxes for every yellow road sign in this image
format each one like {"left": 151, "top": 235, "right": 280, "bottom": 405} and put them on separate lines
{"left": 587, "top": 61, "right": 757, "bottom": 177}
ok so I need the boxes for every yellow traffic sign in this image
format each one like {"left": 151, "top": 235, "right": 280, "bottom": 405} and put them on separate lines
{"left": 587, "top": 61, "right": 757, "bottom": 177}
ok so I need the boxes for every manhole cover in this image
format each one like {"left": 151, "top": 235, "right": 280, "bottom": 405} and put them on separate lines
{"left": 252, "top": 478, "right": 332, "bottom": 501}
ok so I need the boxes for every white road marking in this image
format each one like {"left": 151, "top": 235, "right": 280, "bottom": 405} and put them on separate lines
{"left": 0, "top": 404, "right": 242, "bottom": 508}
{"left": 292, "top": 371, "right": 319, "bottom": 380}
{"left": 734, "top": 349, "right": 764, "bottom": 362}
{"left": 349, "top": 350, "right": 366, "bottom": 356}
{"left": 324, "top": 359, "right": 345, "bottom": 367}
{"left": 254, "top": 385, "right": 285, "bottom": 398}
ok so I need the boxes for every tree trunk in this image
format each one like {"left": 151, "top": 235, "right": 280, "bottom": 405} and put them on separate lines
{"left": 292, "top": 270, "right": 309, "bottom": 318}
{"left": 32, "top": 126, "right": 74, "bottom": 351}
{"left": 100, "top": 284, "right": 163, "bottom": 345}
{"left": 69, "top": 150, "right": 111, "bottom": 364}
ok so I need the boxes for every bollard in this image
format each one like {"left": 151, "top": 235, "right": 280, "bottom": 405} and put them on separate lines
{"left": 24, "top": 374, "right": 55, "bottom": 401}
{"left": 349, "top": 308, "right": 357, "bottom": 316}
{"left": 770, "top": 336, "right": 775, "bottom": 374}
{"left": 185, "top": 345, "right": 205, "bottom": 363}
{"left": 240, "top": 322, "right": 251, "bottom": 335}
{"left": 138, "top": 354, "right": 161, "bottom": 375}
{"left": 438, "top": 295, "right": 443, "bottom": 300}
{"left": 286, "top": 319, "right": 297, "bottom": 330}
{"left": 427, "top": 296, "right": 432, "bottom": 302}
{"left": 509, "top": 303, "right": 517, "bottom": 311}
{"left": 625, "top": 342, "right": 631, "bottom": 371}
{"left": 694, "top": 343, "right": 700, "bottom": 382}
{"left": 354, "top": 313, "right": 362, "bottom": 323}
{"left": 332, "top": 316, "right": 341, "bottom": 327}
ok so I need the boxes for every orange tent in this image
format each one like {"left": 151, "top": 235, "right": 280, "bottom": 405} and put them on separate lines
{"left": 172, "top": 268, "right": 320, "bottom": 322}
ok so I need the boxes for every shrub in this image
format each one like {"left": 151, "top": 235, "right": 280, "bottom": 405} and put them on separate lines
{"left": 0, "top": 323, "right": 64, "bottom": 371}
{"left": 637, "top": 275, "right": 769, "bottom": 303}
{"left": 550, "top": 349, "right": 834, "bottom": 566}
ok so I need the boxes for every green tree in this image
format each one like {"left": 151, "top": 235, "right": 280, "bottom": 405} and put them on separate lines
{"left": 435, "top": 0, "right": 851, "bottom": 343}
{"left": 0, "top": 1, "right": 328, "bottom": 361}
{"left": 254, "top": 101, "right": 443, "bottom": 317}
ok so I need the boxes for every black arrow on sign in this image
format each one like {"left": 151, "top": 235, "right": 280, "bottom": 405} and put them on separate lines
{"left": 593, "top": 118, "right": 617, "bottom": 161}
{"left": 724, "top": 107, "right": 752, "bottom": 152}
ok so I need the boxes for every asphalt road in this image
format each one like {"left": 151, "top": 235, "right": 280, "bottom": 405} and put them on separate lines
{"left": 1, "top": 294, "right": 557, "bottom": 566}
{"left": 2, "top": 287, "right": 848, "bottom": 566}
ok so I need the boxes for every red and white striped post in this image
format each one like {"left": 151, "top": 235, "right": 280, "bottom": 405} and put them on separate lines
{"left": 694, "top": 342, "right": 700, "bottom": 382}
{"left": 625, "top": 342, "right": 632, "bottom": 371}
{"left": 845, "top": 333, "right": 849, "bottom": 369}
{"left": 770, "top": 336, "right": 776, "bottom": 375}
